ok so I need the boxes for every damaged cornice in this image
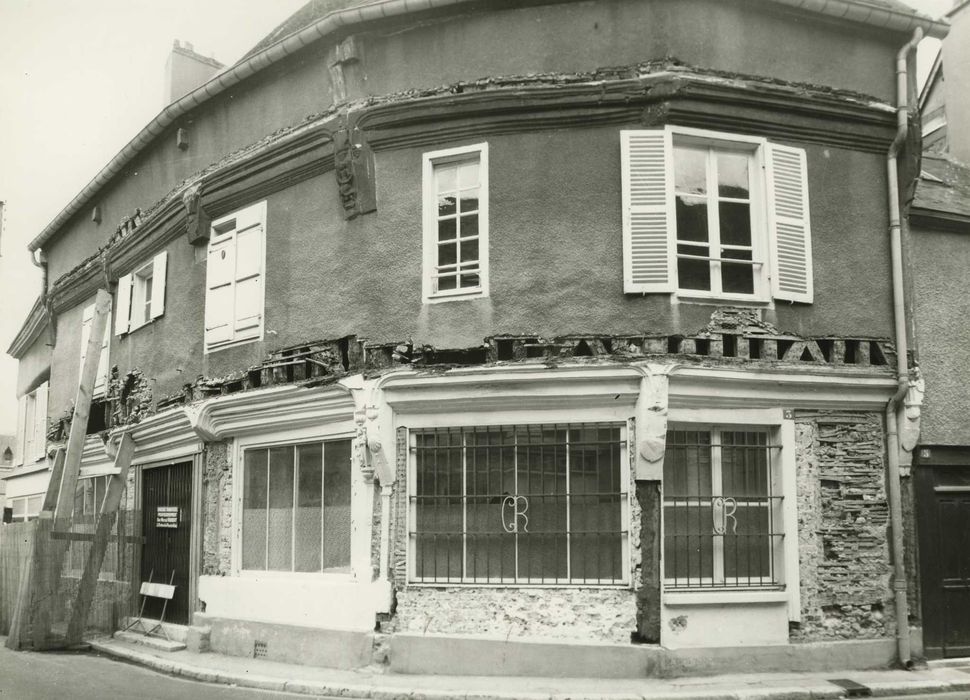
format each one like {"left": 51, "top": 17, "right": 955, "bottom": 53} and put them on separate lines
{"left": 6, "top": 295, "right": 49, "bottom": 359}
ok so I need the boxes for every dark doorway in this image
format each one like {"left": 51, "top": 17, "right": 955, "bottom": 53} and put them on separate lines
{"left": 140, "top": 462, "right": 193, "bottom": 625}
{"left": 917, "top": 456, "right": 970, "bottom": 658}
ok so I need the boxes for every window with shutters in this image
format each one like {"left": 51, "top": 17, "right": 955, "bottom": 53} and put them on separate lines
{"left": 115, "top": 251, "right": 167, "bottom": 335}
{"left": 13, "top": 382, "right": 48, "bottom": 466}
{"left": 79, "top": 304, "right": 110, "bottom": 398}
{"left": 205, "top": 202, "right": 266, "bottom": 352}
{"left": 621, "top": 126, "right": 813, "bottom": 304}
{"left": 422, "top": 143, "right": 489, "bottom": 302}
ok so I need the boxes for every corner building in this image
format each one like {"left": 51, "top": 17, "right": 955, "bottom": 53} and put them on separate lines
{"left": 9, "top": 0, "right": 949, "bottom": 676}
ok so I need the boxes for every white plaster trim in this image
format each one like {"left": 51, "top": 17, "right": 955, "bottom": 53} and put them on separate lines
{"left": 381, "top": 362, "right": 898, "bottom": 413}
{"left": 184, "top": 383, "right": 356, "bottom": 441}
{"left": 664, "top": 590, "right": 788, "bottom": 606}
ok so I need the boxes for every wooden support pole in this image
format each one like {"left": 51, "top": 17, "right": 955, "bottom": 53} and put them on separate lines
{"left": 55, "top": 288, "right": 112, "bottom": 531}
{"left": 65, "top": 432, "right": 135, "bottom": 645}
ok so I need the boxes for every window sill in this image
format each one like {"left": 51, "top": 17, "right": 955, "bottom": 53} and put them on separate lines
{"left": 424, "top": 288, "right": 486, "bottom": 304}
{"left": 9, "top": 459, "right": 50, "bottom": 476}
{"left": 664, "top": 588, "right": 787, "bottom": 606}
{"left": 205, "top": 333, "right": 262, "bottom": 355}
{"left": 672, "top": 294, "right": 772, "bottom": 309}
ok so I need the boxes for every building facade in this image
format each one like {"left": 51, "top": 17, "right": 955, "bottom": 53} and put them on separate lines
{"left": 5, "top": 0, "right": 951, "bottom": 675}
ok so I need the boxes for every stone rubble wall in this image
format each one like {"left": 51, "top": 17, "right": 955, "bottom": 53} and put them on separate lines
{"left": 201, "top": 441, "right": 232, "bottom": 575}
{"left": 793, "top": 411, "right": 895, "bottom": 641}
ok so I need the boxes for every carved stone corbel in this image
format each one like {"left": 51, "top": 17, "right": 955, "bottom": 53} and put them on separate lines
{"left": 182, "top": 183, "right": 210, "bottom": 246}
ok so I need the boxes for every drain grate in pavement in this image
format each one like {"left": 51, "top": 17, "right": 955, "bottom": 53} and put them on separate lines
{"left": 828, "top": 679, "right": 872, "bottom": 697}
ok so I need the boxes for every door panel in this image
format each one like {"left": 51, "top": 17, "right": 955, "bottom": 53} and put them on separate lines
{"left": 918, "top": 466, "right": 970, "bottom": 658}
{"left": 140, "top": 462, "right": 193, "bottom": 624}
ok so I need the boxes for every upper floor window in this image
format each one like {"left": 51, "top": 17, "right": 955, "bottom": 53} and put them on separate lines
{"left": 80, "top": 303, "right": 110, "bottom": 398}
{"left": 409, "top": 423, "right": 628, "bottom": 585}
{"left": 115, "top": 251, "right": 168, "bottom": 335}
{"left": 13, "top": 382, "right": 48, "bottom": 466}
{"left": 621, "top": 126, "right": 813, "bottom": 304}
{"left": 422, "top": 143, "right": 489, "bottom": 302}
{"left": 205, "top": 201, "right": 266, "bottom": 352}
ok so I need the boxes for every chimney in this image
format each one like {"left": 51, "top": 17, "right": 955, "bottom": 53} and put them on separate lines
{"left": 164, "top": 40, "right": 225, "bottom": 106}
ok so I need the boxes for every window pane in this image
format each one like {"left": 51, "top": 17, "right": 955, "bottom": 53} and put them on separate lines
{"left": 677, "top": 256, "right": 711, "bottom": 292}
{"left": 721, "top": 432, "right": 768, "bottom": 497}
{"left": 437, "top": 274, "right": 457, "bottom": 292}
{"left": 457, "top": 160, "right": 479, "bottom": 189}
{"left": 459, "top": 213, "right": 478, "bottom": 240}
{"left": 719, "top": 201, "right": 751, "bottom": 247}
{"left": 295, "top": 443, "right": 322, "bottom": 572}
{"left": 568, "top": 426, "right": 622, "bottom": 582}
{"left": 267, "top": 447, "right": 294, "bottom": 571}
{"left": 459, "top": 272, "right": 480, "bottom": 289}
{"left": 242, "top": 449, "right": 268, "bottom": 570}
{"left": 722, "top": 262, "right": 754, "bottom": 295}
{"left": 717, "top": 152, "right": 749, "bottom": 198}
{"left": 415, "top": 430, "right": 463, "bottom": 580}
{"left": 460, "top": 239, "right": 479, "bottom": 264}
{"left": 458, "top": 192, "right": 479, "bottom": 214}
{"left": 664, "top": 431, "right": 712, "bottom": 497}
{"left": 435, "top": 163, "right": 457, "bottom": 192}
{"left": 438, "top": 242, "right": 457, "bottom": 266}
{"left": 723, "top": 504, "right": 771, "bottom": 581}
{"left": 438, "top": 217, "right": 456, "bottom": 241}
{"left": 466, "top": 428, "right": 516, "bottom": 581}
{"left": 676, "top": 196, "right": 709, "bottom": 243}
{"left": 674, "top": 146, "right": 707, "bottom": 195}
{"left": 323, "top": 439, "right": 352, "bottom": 570}
{"left": 517, "top": 426, "right": 567, "bottom": 581}
{"left": 437, "top": 195, "right": 457, "bottom": 217}
{"left": 664, "top": 503, "right": 714, "bottom": 583}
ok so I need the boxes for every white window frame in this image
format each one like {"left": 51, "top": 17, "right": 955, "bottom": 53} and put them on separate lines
{"left": 407, "top": 420, "right": 631, "bottom": 587}
{"left": 621, "top": 126, "right": 813, "bottom": 305}
{"left": 662, "top": 407, "right": 799, "bottom": 616}
{"left": 116, "top": 251, "right": 168, "bottom": 336}
{"left": 668, "top": 128, "right": 770, "bottom": 303}
{"left": 205, "top": 201, "right": 266, "bottom": 353}
{"left": 232, "top": 424, "right": 356, "bottom": 580}
{"left": 80, "top": 302, "right": 111, "bottom": 398}
{"left": 422, "top": 143, "right": 489, "bottom": 303}
{"left": 9, "top": 494, "right": 43, "bottom": 522}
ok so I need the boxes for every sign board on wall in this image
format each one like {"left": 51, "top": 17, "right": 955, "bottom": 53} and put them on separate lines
{"left": 156, "top": 506, "right": 179, "bottom": 529}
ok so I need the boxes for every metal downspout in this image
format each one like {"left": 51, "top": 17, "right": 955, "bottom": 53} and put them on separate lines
{"left": 886, "top": 27, "right": 922, "bottom": 669}
{"left": 30, "top": 248, "right": 55, "bottom": 345}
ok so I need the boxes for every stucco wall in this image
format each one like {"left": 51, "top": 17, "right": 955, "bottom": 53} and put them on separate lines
{"left": 41, "top": 0, "right": 899, "bottom": 282}
{"left": 15, "top": 332, "right": 51, "bottom": 398}
{"left": 44, "top": 123, "right": 896, "bottom": 419}
{"left": 910, "top": 226, "right": 970, "bottom": 446}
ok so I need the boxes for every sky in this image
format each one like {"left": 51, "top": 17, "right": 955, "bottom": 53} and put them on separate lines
{"left": 0, "top": 0, "right": 958, "bottom": 436}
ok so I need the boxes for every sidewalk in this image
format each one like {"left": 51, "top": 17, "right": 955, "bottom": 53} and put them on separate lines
{"left": 86, "top": 635, "right": 970, "bottom": 700}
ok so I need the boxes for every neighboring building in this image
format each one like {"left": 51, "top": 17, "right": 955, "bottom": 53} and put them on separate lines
{"left": 6, "top": 0, "right": 951, "bottom": 676}
{"left": 910, "top": 0, "right": 970, "bottom": 660}
{"left": 0, "top": 433, "right": 16, "bottom": 521}
{"left": 4, "top": 296, "right": 51, "bottom": 524}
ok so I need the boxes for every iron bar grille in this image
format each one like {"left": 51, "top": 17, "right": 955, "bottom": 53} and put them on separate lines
{"left": 663, "top": 428, "right": 783, "bottom": 589}
{"left": 410, "top": 423, "right": 628, "bottom": 584}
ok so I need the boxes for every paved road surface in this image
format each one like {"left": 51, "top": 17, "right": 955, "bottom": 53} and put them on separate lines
{"left": 0, "top": 646, "right": 310, "bottom": 700}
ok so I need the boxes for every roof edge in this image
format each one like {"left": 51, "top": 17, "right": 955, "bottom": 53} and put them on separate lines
{"left": 27, "top": 0, "right": 950, "bottom": 253}
{"left": 7, "top": 296, "right": 49, "bottom": 359}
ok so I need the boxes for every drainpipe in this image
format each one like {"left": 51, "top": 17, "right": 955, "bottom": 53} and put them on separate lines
{"left": 31, "top": 248, "right": 55, "bottom": 345}
{"left": 885, "top": 27, "right": 922, "bottom": 670}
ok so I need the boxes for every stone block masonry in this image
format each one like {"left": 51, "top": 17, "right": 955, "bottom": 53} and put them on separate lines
{"left": 793, "top": 412, "right": 895, "bottom": 641}
{"left": 201, "top": 442, "right": 232, "bottom": 576}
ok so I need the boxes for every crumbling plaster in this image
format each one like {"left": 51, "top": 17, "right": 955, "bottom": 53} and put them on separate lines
{"left": 201, "top": 441, "right": 233, "bottom": 576}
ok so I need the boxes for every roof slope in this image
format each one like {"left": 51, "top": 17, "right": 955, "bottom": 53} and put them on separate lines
{"left": 914, "top": 154, "right": 970, "bottom": 220}
{"left": 27, "top": 0, "right": 948, "bottom": 254}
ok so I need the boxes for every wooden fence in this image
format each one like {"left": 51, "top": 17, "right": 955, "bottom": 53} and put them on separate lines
{"left": 0, "top": 521, "right": 36, "bottom": 636}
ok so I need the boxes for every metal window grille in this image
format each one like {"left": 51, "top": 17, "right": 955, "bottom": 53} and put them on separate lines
{"left": 663, "top": 428, "right": 783, "bottom": 589}
{"left": 410, "top": 423, "right": 628, "bottom": 584}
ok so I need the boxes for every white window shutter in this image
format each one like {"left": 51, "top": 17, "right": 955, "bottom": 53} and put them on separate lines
{"left": 205, "top": 237, "right": 235, "bottom": 346}
{"left": 79, "top": 303, "right": 93, "bottom": 377}
{"left": 115, "top": 273, "right": 133, "bottom": 335}
{"left": 32, "top": 383, "right": 48, "bottom": 461}
{"left": 621, "top": 130, "right": 675, "bottom": 294}
{"left": 234, "top": 225, "right": 262, "bottom": 333}
{"left": 767, "top": 144, "right": 814, "bottom": 303}
{"left": 150, "top": 250, "right": 168, "bottom": 320}
{"left": 96, "top": 311, "right": 111, "bottom": 393}
{"left": 13, "top": 396, "right": 26, "bottom": 466}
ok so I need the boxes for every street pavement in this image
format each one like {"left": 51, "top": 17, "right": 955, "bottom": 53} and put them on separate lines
{"left": 3, "top": 635, "right": 970, "bottom": 700}
{"left": 0, "top": 645, "right": 308, "bottom": 700}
